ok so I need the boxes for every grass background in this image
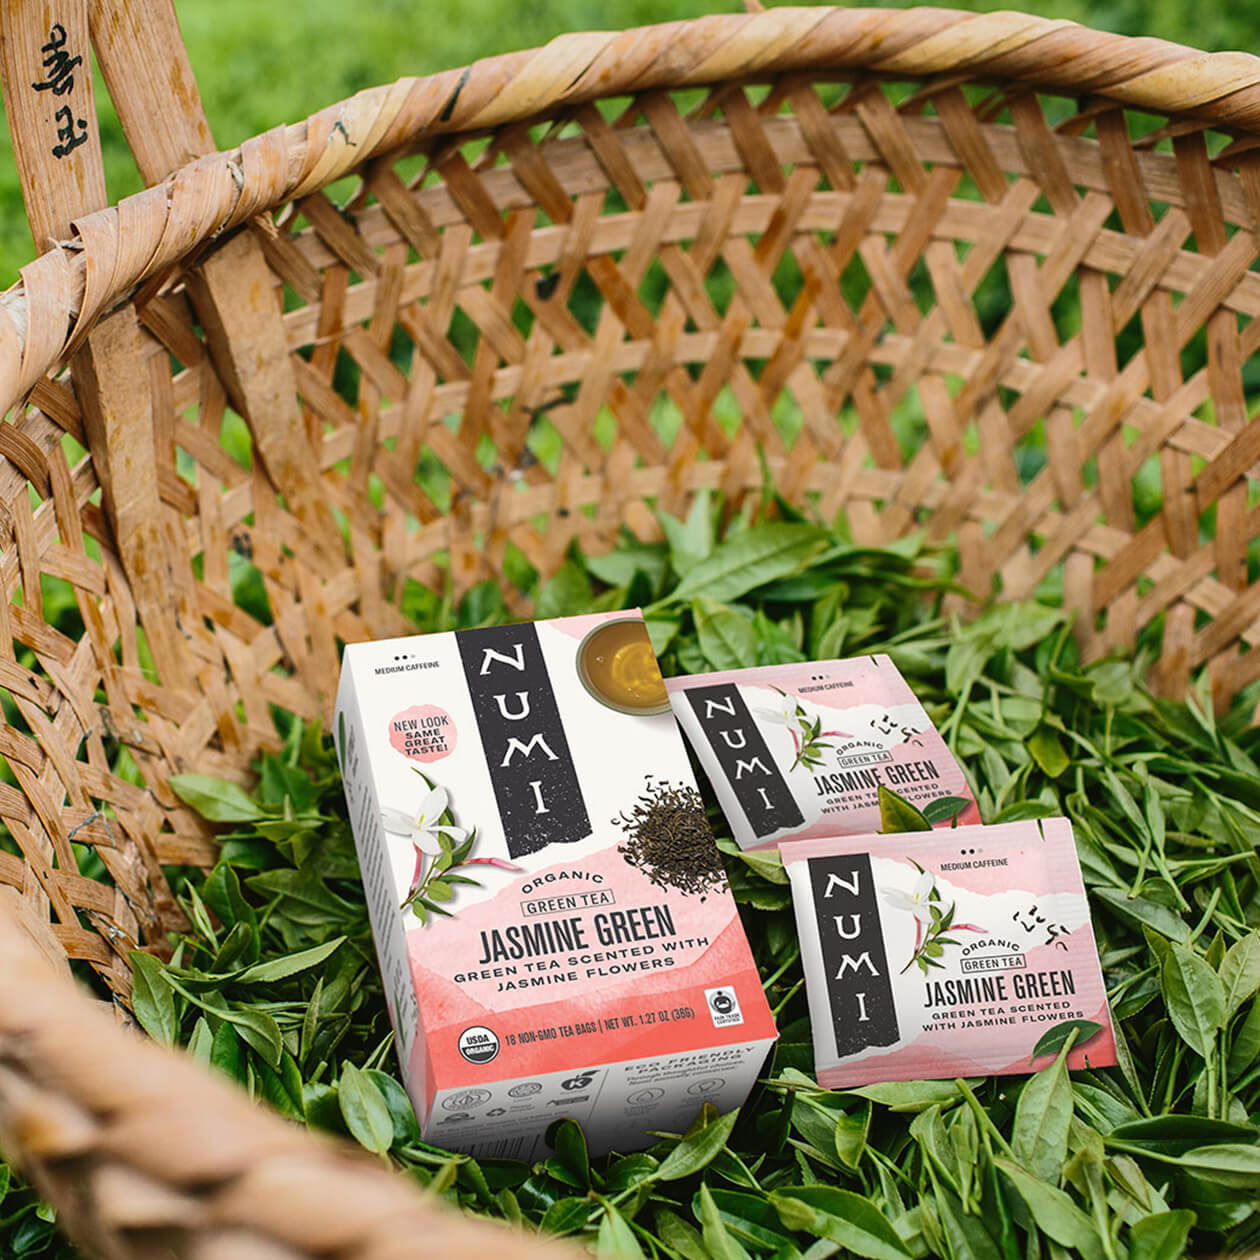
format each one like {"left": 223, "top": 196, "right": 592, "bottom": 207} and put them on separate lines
{"left": 0, "top": 0, "right": 1256, "bottom": 285}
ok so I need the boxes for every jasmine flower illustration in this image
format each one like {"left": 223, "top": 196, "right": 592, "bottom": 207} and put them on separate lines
{"left": 382, "top": 783, "right": 467, "bottom": 858}
{"left": 755, "top": 687, "right": 851, "bottom": 772}
{"left": 881, "top": 862, "right": 985, "bottom": 974}
{"left": 882, "top": 868, "right": 935, "bottom": 926}
{"left": 382, "top": 772, "right": 519, "bottom": 923}
{"left": 754, "top": 691, "right": 800, "bottom": 728}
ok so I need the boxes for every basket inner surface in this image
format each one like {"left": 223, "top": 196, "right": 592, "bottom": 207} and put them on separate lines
{"left": 3, "top": 66, "right": 1260, "bottom": 998}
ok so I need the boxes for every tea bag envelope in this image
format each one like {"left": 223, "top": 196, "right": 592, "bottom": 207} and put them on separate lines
{"left": 335, "top": 610, "right": 776, "bottom": 1161}
{"left": 667, "top": 656, "right": 979, "bottom": 851}
{"left": 784, "top": 818, "right": 1117, "bottom": 1087}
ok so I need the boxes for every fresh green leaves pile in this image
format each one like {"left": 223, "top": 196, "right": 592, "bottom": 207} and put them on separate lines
{"left": 8, "top": 496, "right": 1260, "bottom": 1259}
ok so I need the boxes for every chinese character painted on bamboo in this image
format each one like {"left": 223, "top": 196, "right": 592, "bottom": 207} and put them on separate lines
{"left": 32, "top": 24, "right": 81, "bottom": 96}
{"left": 52, "top": 105, "right": 88, "bottom": 158}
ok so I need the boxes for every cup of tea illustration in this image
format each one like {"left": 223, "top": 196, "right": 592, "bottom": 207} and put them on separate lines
{"left": 576, "top": 618, "right": 670, "bottom": 715}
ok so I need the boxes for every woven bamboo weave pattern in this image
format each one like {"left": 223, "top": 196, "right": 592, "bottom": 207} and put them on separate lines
{"left": 2, "top": 6, "right": 1260, "bottom": 1008}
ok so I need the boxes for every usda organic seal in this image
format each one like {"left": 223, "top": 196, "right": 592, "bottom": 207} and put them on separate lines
{"left": 457, "top": 1025, "right": 500, "bottom": 1065}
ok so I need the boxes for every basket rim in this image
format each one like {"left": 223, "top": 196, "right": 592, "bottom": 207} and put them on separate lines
{"left": 2, "top": 3, "right": 1259, "bottom": 416}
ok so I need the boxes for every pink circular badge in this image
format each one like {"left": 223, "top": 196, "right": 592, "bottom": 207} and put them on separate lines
{"left": 388, "top": 705, "right": 457, "bottom": 763}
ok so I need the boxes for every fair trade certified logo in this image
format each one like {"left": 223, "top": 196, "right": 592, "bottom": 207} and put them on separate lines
{"left": 835, "top": 740, "right": 893, "bottom": 769}
{"left": 458, "top": 1025, "right": 501, "bottom": 1065}
{"left": 704, "top": 986, "right": 745, "bottom": 1028}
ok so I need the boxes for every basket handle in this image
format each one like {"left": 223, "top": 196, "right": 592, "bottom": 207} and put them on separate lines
{"left": 0, "top": 897, "right": 569, "bottom": 1260}
{"left": 89, "top": 0, "right": 215, "bottom": 181}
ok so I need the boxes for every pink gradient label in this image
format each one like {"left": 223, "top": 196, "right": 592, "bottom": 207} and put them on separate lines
{"left": 406, "top": 842, "right": 775, "bottom": 1088}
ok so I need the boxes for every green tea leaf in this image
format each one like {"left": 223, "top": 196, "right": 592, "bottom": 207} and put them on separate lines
{"left": 364, "top": 1070, "right": 420, "bottom": 1146}
{"left": 654, "top": 1209, "right": 709, "bottom": 1260}
{"left": 693, "top": 597, "right": 758, "bottom": 671}
{"left": 1107, "top": 1115, "right": 1259, "bottom": 1157}
{"left": 719, "top": 839, "right": 789, "bottom": 885}
{"left": 834, "top": 1100, "right": 871, "bottom": 1170}
{"left": 1072, "top": 1082, "right": 1140, "bottom": 1133}
{"left": 257, "top": 1054, "right": 305, "bottom": 1121}
{"left": 210, "top": 1021, "right": 244, "bottom": 1081}
{"left": 1220, "top": 930, "right": 1260, "bottom": 1018}
{"left": 653, "top": 1108, "right": 739, "bottom": 1181}
{"left": 645, "top": 619, "right": 679, "bottom": 656}
{"left": 186, "top": 1016, "right": 213, "bottom": 1064}
{"left": 546, "top": 1118, "right": 591, "bottom": 1189}
{"left": 847, "top": 1080, "right": 967, "bottom": 1111}
{"left": 597, "top": 1202, "right": 645, "bottom": 1257}
{"left": 702, "top": 1189, "right": 796, "bottom": 1250}
{"left": 1174, "top": 1143, "right": 1260, "bottom": 1187}
{"left": 995, "top": 1159, "right": 1105, "bottom": 1260}
{"left": 1031, "top": 1019, "right": 1103, "bottom": 1061}
{"left": 696, "top": 1184, "right": 752, "bottom": 1260}
{"left": 338, "top": 1062, "right": 394, "bottom": 1155}
{"left": 658, "top": 490, "right": 714, "bottom": 577}
{"left": 1161, "top": 942, "right": 1225, "bottom": 1056}
{"left": 234, "top": 936, "right": 345, "bottom": 984}
{"left": 878, "top": 786, "right": 931, "bottom": 833}
{"left": 129, "top": 951, "right": 177, "bottom": 1046}
{"left": 541, "top": 1197, "right": 592, "bottom": 1236}
{"left": 1027, "top": 724, "right": 1070, "bottom": 778}
{"left": 169, "top": 773, "right": 265, "bottom": 822}
{"left": 921, "top": 795, "right": 973, "bottom": 825}
{"left": 222, "top": 1007, "right": 283, "bottom": 1068}
{"left": 1012, "top": 1045, "right": 1073, "bottom": 1182}
{"left": 1128, "top": 1210, "right": 1195, "bottom": 1260}
{"left": 1228, "top": 997, "right": 1260, "bottom": 1079}
{"left": 771, "top": 1186, "right": 911, "bottom": 1259}
{"left": 1091, "top": 887, "right": 1187, "bottom": 940}
{"left": 204, "top": 862, "right": 260, "bottom": 950}
{"left": 927, "top": 1185, "right": 1003, "bottom": 1260}
{"left": 585, "top": 541, "right": 668, "bottom": 590}
{"left": 668, "top": 524, "right": 827, "bottom": 606}
{"left": 536, "top": 561, "right": 593, "bottom": 619}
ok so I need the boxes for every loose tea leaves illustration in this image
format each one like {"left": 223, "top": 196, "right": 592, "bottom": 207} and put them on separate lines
{"left": 616, "top": 777, "right": 727, "bottom": 897}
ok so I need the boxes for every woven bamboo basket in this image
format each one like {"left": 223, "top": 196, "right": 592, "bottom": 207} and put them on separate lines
{"left": 4, "top": 0, "right": 1260, "bottom": 1254}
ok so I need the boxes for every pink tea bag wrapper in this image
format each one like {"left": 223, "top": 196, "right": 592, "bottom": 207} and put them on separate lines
{"left": 784, "top": 818, "right": 1117, "bottom": 1088}
{"left": 666, "top": 656, "right": 980, "bottom": 851}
